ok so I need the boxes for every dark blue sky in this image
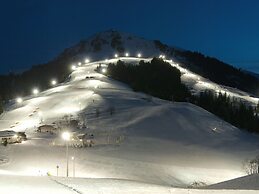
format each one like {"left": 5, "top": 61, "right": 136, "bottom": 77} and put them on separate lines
{"left": 1, "top": 0, "right": 259, "bottom": 74}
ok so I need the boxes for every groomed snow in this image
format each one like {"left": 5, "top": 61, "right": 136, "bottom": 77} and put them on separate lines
{"left": 207, "top": 174, "right": 259, "bottom": 190}
{"left": 0, "top": 57, "right": 259, "bottom": 193}
{"left": 0, "top": 175, "right": 258, "bottom": 194}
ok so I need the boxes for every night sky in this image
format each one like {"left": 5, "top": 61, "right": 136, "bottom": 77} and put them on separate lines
{"left": 1, "top": 0, "right": 259, "bottom": 74}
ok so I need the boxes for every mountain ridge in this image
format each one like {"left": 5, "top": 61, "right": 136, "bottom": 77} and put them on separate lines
{"left": 34, "top": 29, "right": 259, "bottom": 97}
{"left": 0, "top": 30, "right": 258, "bottom": 102}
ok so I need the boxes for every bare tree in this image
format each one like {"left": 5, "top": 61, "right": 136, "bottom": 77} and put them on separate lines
{"left": 243, "top": 156, "right": 259, "bottom": 175}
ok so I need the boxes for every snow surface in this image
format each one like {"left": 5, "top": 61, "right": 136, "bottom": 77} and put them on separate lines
{"left": 207, "top": 174, "right": 259, "bottom": 190}
{"left": 0, "top": 56, "right": 259, "bottom": 193}
{"left": 169, "top": 60, "right": 259, "bottom": 106}
{"left": 0, "top": 175, "right": 258, "bottom": 194}
{"left": 63, "top": 30, "right": 162, "bottom": 62}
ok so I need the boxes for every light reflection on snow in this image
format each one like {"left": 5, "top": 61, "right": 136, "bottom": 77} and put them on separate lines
{"left": 55, "top": 106, "right": 80, "bottom": 114}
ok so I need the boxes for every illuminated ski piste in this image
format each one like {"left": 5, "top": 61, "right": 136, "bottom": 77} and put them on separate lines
{"left": 0, "top": 56, "right": 259, "bottom": 193}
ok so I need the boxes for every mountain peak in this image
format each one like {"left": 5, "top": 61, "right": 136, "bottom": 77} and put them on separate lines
{"left": 60, "top": 30, "right": 172, "bottom": 62}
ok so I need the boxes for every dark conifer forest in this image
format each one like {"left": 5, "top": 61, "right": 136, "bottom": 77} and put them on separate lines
{"left": 100, "top": 58, "right": 259, "bottom": 133}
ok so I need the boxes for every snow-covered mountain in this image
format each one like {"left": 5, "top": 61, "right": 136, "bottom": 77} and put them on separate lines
{"left": 0, "top": 31, "right": 259, "bottom": 193}
{"left": 59, "top": 30, "right": 163, "bottom": 61}
{"left": 42, "top": 30, "right": 259, "bottom": 108}
{"left": 54, "top": 30, "right": 259, "bottom": 96}
{"left": 0, "top": 57, "right": 259, "bottom": 194}
{"left": 1, "top": 30, "right": 258, "bottom": 103}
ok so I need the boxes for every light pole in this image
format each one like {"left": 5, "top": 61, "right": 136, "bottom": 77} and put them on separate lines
{"left": 79, "top": 102, "right": 81, "bottom": 111}
{"left": 16, "top": 97, "right": 23, "bottom": 104}
{"left": 62, "top": 131, "right": 70, "bottom": 177}
{"left": 56, "top": 165, "right": 59, "bottom": 176}
{"left": 32, "top": 88, "right": 39, "bottom": 95}
{"left": 16, "top": 97, "right": 23, "bottom": 108}
{"left": 101, "top": 68, "right": 107, "bottom": 73}
{"left": 71, "top": 65, "right": 76, "bottom": 71}
{"left": 71, "top": 156, "right": 75, "bottom": 178}
{"left": 51, "top": 79, "right": 57, "bottom": 86}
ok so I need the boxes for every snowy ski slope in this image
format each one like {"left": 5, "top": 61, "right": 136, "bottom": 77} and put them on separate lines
{"left": 0, "top": 57, "right": 259, "bottom": 193}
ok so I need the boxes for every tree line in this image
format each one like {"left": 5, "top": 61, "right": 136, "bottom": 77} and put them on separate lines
{"left": 99, "top": 58, "right": 259, "bottom": 133}
{"left": 154, "top": 39, "right": 259, "bottom": 96}
{"left": 174, "top": 50, "right": 259, "bottom": 96}
{"left": 100, "top": 58, "right": 190, "bottom": 101}
{"left": 192, "top": 90, "right": 259, "bottom": 133}
{"left": 0, "top": 51, "right": 75, "bottom": 104}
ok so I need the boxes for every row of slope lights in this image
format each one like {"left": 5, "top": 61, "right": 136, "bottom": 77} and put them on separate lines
{"left": 114, "top": 52, "right": 142, "bottom": 58}
{"left": 16, "top": 79, "right": 58, "bottom": 104}
{"left": 71, "top": 53, "right": 170, "bottom": 75}
{"left": 16, "top": 53, "right": 168, "bottom": 104}
{"left": 70, "top": 52, "right": 143, "bottom": 71}
{"left": 71, "top": 58, "right": 90, "bottom": 71}
{"left": 15, "top": 58, "right": 93, "bottom": 104}
{"left": 114, "top": 53, "right": 166, "bottom": 59}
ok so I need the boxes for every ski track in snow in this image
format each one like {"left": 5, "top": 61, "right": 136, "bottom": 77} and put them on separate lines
{"left": 51, "top": 177, "right": 83, "bottom": 194}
